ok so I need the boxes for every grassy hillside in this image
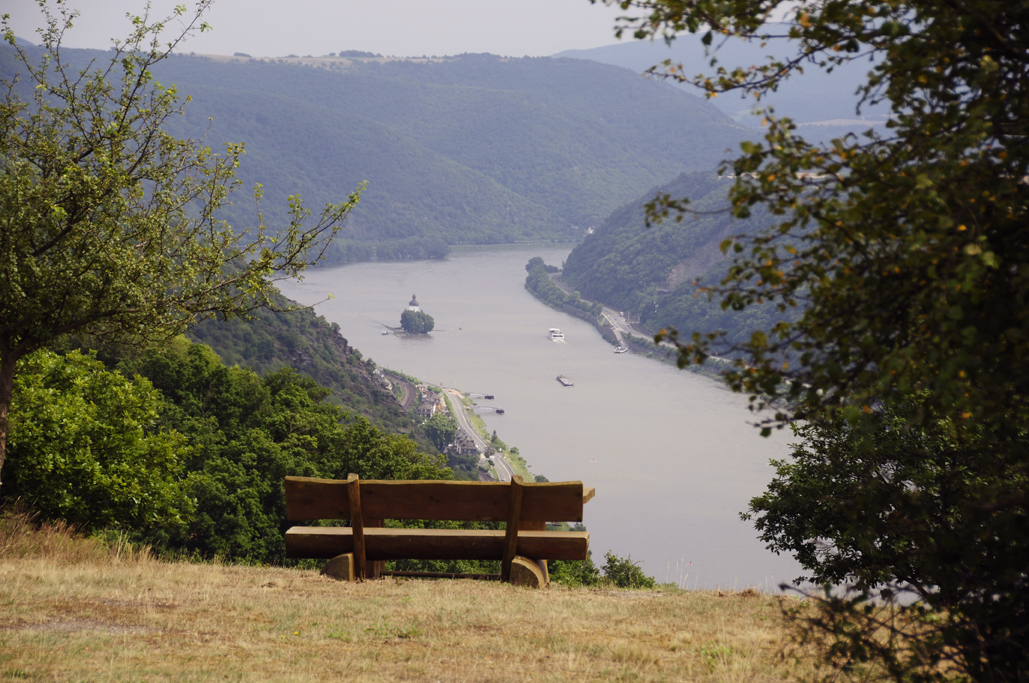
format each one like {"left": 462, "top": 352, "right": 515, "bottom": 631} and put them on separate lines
{"left": 1, "top": 44, "right": 749, "bottom": 262}
{"left": 0, "top": 515, "right": 816, "bottom": 683}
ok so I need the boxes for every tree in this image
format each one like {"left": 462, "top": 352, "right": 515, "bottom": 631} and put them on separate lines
{"left": 601, "top": 0, "right": 1029, "bottom": 433}
{"left": 422, "top": 413, "right": 458, "bottom": 453}
{"left": 0, "top": 3, "right": 360, "bottom": 492}
{"left": 744, "top": 412, "right": 1027, "bottom": 682}
{"left": 400, "top": 309, "right": 435, "bottom": 334}
{"left": 124, "top": 341, "right": 450, "bottom": 562}
{"left": 5, "top": 348, "right": 192, "bottom": 535}
{"left": 593, "top": 0, "right": 1028, "bottom": 680}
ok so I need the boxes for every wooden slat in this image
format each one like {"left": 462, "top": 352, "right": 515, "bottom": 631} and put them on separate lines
{"left": 382, "top": 571, "right": 499, "bottom": 580}
{"left": 285, "top": 477, "right": 351, "bottom": 520}
{"left": 500, "top": 476, "right": 524, "bottom": 583}
{"left": 582, "top": 487, "right": 596, "bottom": 505}
{"left": 284, "top": 477, "right": 587, "bottom": 522}
{"left": 285, "top": 527, "right": 589, "bottom": 562}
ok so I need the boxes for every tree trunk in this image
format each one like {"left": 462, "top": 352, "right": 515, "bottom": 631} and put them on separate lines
{"left": 0, "top": 346, "right": 18, "bottom": 497}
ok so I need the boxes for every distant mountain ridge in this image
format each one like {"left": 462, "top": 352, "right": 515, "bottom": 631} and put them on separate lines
{"left": 0, "top": 44, "right": 750, "bottom": 264}
{"left": 555, "top": 32, "right": 889, "bottom": 141}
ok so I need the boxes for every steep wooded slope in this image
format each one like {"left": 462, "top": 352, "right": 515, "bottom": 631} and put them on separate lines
{"left": 561, "top": 172, "right": 789, "bottom": 347}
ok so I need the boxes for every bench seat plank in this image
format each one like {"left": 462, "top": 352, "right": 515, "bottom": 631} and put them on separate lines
{"left": 286, "top": 526, "right": 589, "bottom": 562}
{"left": 285, "top": 477, "right": 587, "bottom": 523}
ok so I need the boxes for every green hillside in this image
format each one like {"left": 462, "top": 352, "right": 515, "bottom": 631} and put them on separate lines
{"left": 561, "top": 172, "right": 790, "bottom": 349}
{"left": 187, "top": 298, "right": 434, "bottom": 446}
{"left": 1, "top": 45, "right": 747, "bottom": 262}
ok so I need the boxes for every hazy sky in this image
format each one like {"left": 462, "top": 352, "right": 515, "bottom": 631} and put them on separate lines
{"left": 3, "top": 0, "right": 639, "bottom": 58}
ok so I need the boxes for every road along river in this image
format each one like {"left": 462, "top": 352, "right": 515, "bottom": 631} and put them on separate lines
{"left": 444, "top": 388, "right": 515, "bottom": 482}
{"left": 279, "top": 245, "right": 802, "bottom": 590}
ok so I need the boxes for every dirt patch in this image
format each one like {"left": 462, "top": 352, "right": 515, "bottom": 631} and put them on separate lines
{"left": 0, "top": 618, "right": 163, "bottom": 635}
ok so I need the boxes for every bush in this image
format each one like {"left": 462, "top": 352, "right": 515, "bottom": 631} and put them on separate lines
{"left": 602, "top": 552, "right": 656, "bottom": 589}
{"left": 5, "top": 350, "right": 192, "bottom": 536}
{"left": 549, "top": 553, "right": 602, "bottom": 587}
{"left": 549, "top": 550, "right": 656, "bottom": 589}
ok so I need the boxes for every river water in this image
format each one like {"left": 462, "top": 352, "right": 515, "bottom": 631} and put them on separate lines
{"left": 278, "top": 246, "right": 802, "bottom": 590}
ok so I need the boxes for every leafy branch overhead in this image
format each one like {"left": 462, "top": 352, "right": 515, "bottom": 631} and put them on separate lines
{"left": 600, "top": 0, "right": 1029, "bottom": 435}
{"left": 593, "top": 1, "right": 1029, "bottom": 681}
{"left": 0, "top": 2, "right": 361, "bottom": 488}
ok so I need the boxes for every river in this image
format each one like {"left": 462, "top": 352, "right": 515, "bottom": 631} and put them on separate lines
{"left": 278, "top": 245, "right": 802, "bottom": 591}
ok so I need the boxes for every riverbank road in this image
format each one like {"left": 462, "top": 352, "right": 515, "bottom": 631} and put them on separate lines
{"left": 491, "top": 450, "right": 516, "bottom": 482}
{"left": 551, "top": 273, "right": 632, "bottom": 341}
{"left": 445, "top": 388, "right": 515, "bottom": 482}
{"left": 601, "top": 307, "right": 635, "bottom": 346}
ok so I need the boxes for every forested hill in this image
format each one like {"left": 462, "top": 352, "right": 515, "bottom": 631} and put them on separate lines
{"left": 561, "top": 172, "right": 790, "bottom": 348}
{"left": 186, "top": 297, "right": 434, "bottom": 450}
{"left": 1, "top": 44, "right": 748, "bottom": 263}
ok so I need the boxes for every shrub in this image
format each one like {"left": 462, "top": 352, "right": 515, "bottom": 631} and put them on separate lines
{"left": 602, "top": 552, "right": 656, "bottom": 589}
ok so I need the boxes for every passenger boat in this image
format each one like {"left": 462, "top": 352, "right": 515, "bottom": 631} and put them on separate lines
{"left": 548, "top": 328, "right": 565, "bottom": 341}
{"left": 556, "top": 375, "right": 574, "bottom": 387}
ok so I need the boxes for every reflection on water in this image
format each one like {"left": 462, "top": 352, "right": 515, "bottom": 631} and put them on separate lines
{"left": 279, "top": 246, "right": 802, "bottom": 590}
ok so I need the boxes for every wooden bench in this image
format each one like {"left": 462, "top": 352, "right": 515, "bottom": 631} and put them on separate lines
{"left": 284, "top": 474, "right": 594, "bottom": 587}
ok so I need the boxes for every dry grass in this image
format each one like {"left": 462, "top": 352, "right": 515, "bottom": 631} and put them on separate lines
{"left": 0, "top": 514, "right": 816, "bottom": 682}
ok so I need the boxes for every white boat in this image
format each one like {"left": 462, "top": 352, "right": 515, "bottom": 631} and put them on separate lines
{"left": 381, "top": 329, "right": 390, "bottom": 335}
{"left": 614, "top": 345, "right": 629, "bottom": 354}
{"left": 548, "top": 328, "right": 565, "bottom": 342}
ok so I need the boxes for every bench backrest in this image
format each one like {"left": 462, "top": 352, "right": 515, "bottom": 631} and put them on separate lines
{"left": 285, "top": 476, "right": 595, "bottom": 523}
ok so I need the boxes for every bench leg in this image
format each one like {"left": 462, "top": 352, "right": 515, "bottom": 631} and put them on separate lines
{"left": 509, "top": 556, "right": 547, "bottom": 588}
{"left": 321, "top": 553, "right": 356, "bottom": 582}
{"left": 365, "top": 518, "right": 384, "bottom": 580}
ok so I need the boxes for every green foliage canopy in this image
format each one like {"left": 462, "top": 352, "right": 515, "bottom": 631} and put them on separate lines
{"left": 561, "top": 172, "right": 792, "bottom": 348}
{"left": 400, "top": 309, "right": 435, "bottom": 334}
{"left": 187, "top": 296, "right": 433, "bottom": 448}
{"left": 601, "top": 552, "right": 657, "bottom": 590}
{"left": 0, "top": 4, "right": 359, "bottom": 492}
{"left": 127, "top": 342, "right": 450, "bottom": 562}
{"left": 422, "top": 413, "right": 458, "bottom": 453}
{"left": 604, "top": 0, "right": 1029, "bottom": 435}
{"left": 5, "top": 349, "right": 192, "bottom": 535}
{"left": 598, "top": 0, "right": 1029, "bottom": 680}
{"left": 744, "top": 412, "right": 1028, "bottom": 683}
{"left": 524, "top": 257, "right": 602, "bottom": 319}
